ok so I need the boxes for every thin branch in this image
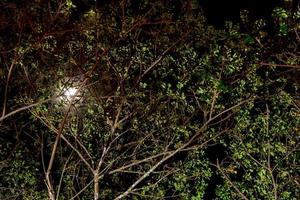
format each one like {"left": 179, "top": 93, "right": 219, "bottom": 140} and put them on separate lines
{"left": 45, "top": 95, "right": 75, "bottom": 199}
{"left": 30, "top": 103, "right": 94, "bottom": 172}
{"left": 45, "top": 76, "right": 90, "bottom": 199}
{"left": 209, "top": 90, "right": 219, "bottom": 120}
{"left": 71, "top": 133, "right": 93, "bottom": 162}
{"left": 2, "top": 59, "right": 17, "bottom": 118}
{"left": 214, "top": 160, "right": 249, "bottom": 200}
{"left": 260, "top": 62, "right": 300, "bottom": 69}
{"left": 70, "top": 179, "right": 94, "bottom": 200}
{"left": 137, "top": 31, "right": 190, "bottom": 84}
{"left": 56, "top": 152, "right": 73, "bottom": 200}
{"left": 114, "top": 98, "right": 252, "bottom": 199}
{"left": 0, "top": 97, "right": 55, "bottom": 122}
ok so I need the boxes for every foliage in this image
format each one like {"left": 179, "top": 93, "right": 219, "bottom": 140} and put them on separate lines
{"left": 0, "top": 0, "right": 299, "bottom": 199}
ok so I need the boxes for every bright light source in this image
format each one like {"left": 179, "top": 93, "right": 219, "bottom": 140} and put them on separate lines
{"left": 55, "top": 76, "right": 85, "bottom": 107}
{"left": 59, "top": 87, "right": 79, "bottom": 103}
{"left": 64, "top": 87, "right": 78, "bottom": 98}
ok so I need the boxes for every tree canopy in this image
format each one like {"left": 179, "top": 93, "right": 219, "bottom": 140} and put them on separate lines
{"left": 0, "top": 0, "right": 299, "bottom": 199}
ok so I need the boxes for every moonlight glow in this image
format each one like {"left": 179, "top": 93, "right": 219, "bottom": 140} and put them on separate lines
{"left": 64, "top": 87, "right": 78, "bottom": 98}
{"left": 59, "top": 87, "right": 79, "bottom": 103}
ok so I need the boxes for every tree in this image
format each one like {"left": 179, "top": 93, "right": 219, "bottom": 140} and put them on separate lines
{"left": 0, "top": 0, "right": 299, "bottom": 199}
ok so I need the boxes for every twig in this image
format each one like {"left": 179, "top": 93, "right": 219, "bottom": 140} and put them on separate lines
{"left": 56, "top": 152, "right": 73, "bottom": 200}
{"left": 0, "top": 97, "right": 55, "bottom": 122}
{"left": 32, "top": 109, "right": 94, "bottom": 173}
{"left": 137, "top": 31, "right": 190, "bottom": 84}
{"left": 2, "top": 58, "right": 18, "bottom": 118}
{"left": 70, "top": 179, "right": 94, "bottom": 200}
{"left": 209, "top": 90, "right": 219, "bottom": 120}
{"left": 260, "top": 62, "right": 300, "bottom": 69}
{"left": 214, "top": 160, "right": 249, "bottom": 200}
{"left": 114, "top": 98, "right": 251, "bottom": 199}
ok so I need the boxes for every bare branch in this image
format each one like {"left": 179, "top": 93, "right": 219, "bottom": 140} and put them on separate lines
{"left": 260, "top": 62, "right": 300, "bottom": 69}
{"left": 214, "top": 160, "right": 249, "bottom": 200}
{"left": 0, "top": 97, "right": 55, "bottom": 122}
{"left": 114, "top": 98, "right": 252, "bottom": 199}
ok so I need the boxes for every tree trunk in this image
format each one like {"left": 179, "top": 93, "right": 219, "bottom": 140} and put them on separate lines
{"left": 94, "top": 171, "right": 99, "bottom": 200}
